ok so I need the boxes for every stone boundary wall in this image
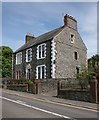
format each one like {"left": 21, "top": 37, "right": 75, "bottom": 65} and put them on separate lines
{"left": 57, "top": 78, "right": 99, "bottom": 103}
{"left": 57, "top": 89, "right": 95, "bottom": 103}
{"left": 5, "top": 77, "right": 99, "bottom": 103}
{"left": 38, "top": 79, "right": 58, "bottom": 94}
{"left": 7, "top": 84, "right": 28, "bottom": 92}
{"left": 26, "top": 78, "right": 78, "bottom": 94}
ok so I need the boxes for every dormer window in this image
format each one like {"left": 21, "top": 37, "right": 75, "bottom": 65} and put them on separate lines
{"left": 16, "top": 52, "right": 22, "bottom": 65}
{"left": 26, "top": 48, "right": 32, "bottom": 62}
{"left": 37, "top": 43, "right": 46, "bottom": 59}
{"left": 70, "top": 33, "right": 75, "bottom": 43}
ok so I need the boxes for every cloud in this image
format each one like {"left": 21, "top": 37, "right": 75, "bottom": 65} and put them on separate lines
{"left": 76, "top": 4, "right": 97, "bottom": 58}
{"left": 2, "top": 2, "right": 97, "bottom": 58}
{"left": 80, "top": 5, "right": 97, "bottom": 34}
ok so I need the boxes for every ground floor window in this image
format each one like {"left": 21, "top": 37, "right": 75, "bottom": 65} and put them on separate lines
{"left": 36, "top": 65, "right": 46, "bottom": 79}
{"left": 16, "top": 71, "right": 21, "bottom": 80}
{"left": 76, "top": 66, "right": 80, "bottom": 74}
{"left": 27, "top": 68, "right": 31, "bottom": 80}
{"left": 26, "top": 64, "right": 31, "bottom": 80}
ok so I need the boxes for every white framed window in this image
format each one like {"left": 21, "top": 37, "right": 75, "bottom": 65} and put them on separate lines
{"left": 37, "top": 43, "right": 46, "bottom": 59}
{"left": 26, "top": 68, "right": 31, "bottom": 80}
{"left": 26, "top": 64, "right": 31, "bottom": 80}
{"left": 70, "top": 33, "right": 75, "bottom": 43}
{"left": 36, "top": 64, "right": 46, "bottom": 79}
{"left": 26, "top": 48, "right": 32, "bottom": 62}
{"left": 16, "top": 71, "right": 21, "bottom": 80}
{"left": 16, "top": 52, "right": 22, "bottom": 65}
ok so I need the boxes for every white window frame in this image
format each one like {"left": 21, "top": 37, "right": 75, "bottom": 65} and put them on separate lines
{"left": 26, "top": 48, "right": 32, "bottom": 62}
{"left": 26, "top": 64, "right": 31, "bottom": 80}
{"left": 16, "top": 71, "right": 21, "bottom": 80}
{"left": 36, "top": 64, "right": 46, "bottom": 79}
{"left": 16, "top": 52, "right": 22, "bottom": 65}
{"left": 70, "top": 33, "right": 75, "bottom": 43}
{"left": 37, "top": 43, "right": 46, "bottom": 59}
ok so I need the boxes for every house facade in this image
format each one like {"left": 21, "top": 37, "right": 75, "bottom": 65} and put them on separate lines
{"left": 13, "top": 14, "right": 87, "bottom": 80}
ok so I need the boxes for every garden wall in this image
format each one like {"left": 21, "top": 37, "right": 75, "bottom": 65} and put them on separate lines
{"left": 38, "top": 79, "right": 58, "bottom": 94}
{"left": 57, "top": 78, "right": 98, "bottom": 103}
{"left": 7, "top": 84, "right": 28, "bottom": 92}
{"left": 58, "top": 89, "right": 94, "bottom": 103}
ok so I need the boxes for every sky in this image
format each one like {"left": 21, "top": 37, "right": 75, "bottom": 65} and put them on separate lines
{"left": 2, "top": 2, "right": 97, "bottom": 58}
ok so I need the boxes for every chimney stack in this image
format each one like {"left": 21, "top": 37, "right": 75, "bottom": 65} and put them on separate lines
{"left": 25, "top": 33, "right": 35, "bottom": 43}
{"left": 64, "top": 14, "right": 77, "bottom": 30}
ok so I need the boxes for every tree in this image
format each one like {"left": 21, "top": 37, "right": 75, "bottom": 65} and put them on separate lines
{"left": 0, "top": 46, "right": 13, "bottom": 78}
{"left": 76, "top": 66, "right": 92, "bottom": 89}
{"left": 88, "top": 54, "right": 99, "bottom": 74}
{"left": 76, "top": 54, "right": 99, "bottom": 89}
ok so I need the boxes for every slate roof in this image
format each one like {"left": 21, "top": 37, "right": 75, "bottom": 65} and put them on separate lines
{"left": 15, "top": 26, "right": 64, "bottom": 53}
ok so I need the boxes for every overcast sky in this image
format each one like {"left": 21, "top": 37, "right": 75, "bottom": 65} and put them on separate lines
{"left": 2, "top": 2, "right": 97, "bottom": 58}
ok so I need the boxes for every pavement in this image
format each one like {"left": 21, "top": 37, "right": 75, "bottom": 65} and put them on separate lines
{"left": 2, "top": 88, "right": 98, "bottom": 112}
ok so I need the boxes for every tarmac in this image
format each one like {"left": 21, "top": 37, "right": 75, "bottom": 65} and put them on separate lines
{"left": 2, "top": 88, "right": 98, "bottom": 112}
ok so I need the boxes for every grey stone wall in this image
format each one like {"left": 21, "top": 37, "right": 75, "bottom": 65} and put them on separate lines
{"left": 54, "top": 26, "right": 87, "bottom": 78}
{"left": 57, "top": 79, "right": 96, "bottom": 103}
{"left": 38, "top": 79, "right": 58, "bottom": 94}
{"left": 58, "top": 90, "right": 95, "bottom": 103}
{"left": 7, "top": 84, "right": 28, "bottom": 92}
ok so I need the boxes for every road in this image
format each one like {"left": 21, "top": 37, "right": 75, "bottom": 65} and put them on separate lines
{"left": 1, "top": 90, "right": 98, "bottom": 119}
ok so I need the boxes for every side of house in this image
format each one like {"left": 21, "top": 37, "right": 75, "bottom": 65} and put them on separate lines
{"left": 52, "top": 15, "right": 87, "bottom": 78}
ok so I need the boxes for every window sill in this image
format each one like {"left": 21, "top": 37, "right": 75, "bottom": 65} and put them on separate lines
{"left": 16, "top": 63, "right": 22, "bottom": 65}
{"left": 26, "top": 60, "right": 32, "bottom": 63}
{"left": 37, "top": 57, "right": 46, "bottom": 60}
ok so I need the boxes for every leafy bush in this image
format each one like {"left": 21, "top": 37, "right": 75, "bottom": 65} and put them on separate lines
{"left": 25, "top": 80, "right": 33, "bottom": 84}
{"left": 0, "top": 46, "right": 13, "bottom": 78}
{"left": 76, "top": 66, "right": 93, "bottom": 90}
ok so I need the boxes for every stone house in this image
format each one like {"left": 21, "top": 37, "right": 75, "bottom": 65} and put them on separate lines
{"left": 13, "top": 14, "right": 87, "bottom": 81}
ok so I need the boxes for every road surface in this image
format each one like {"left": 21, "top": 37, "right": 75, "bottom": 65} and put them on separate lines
{"left": 1, "top": 90, "right": 98, "bottom": 119}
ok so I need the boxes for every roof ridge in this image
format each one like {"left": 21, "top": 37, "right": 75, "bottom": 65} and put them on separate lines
{"left": 14, "top": 26, "right": 64, "bottom": 53}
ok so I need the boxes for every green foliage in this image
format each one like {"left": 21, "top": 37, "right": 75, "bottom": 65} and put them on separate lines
{"left": 25, "top": 80, "right": 33, "bottom": 84}
{"left": 10, "top": 79, "right": 33, "bottom": 85}
{"left": 88, "top": 54, "right": 99, "bottom": 74}
{"left": 0, "top": 46, "right": 13, "bottom": 78}
{"left": 76, "top": 67, "right": 91, "bottom": 89}
{"left": 76, "top": 54, "right": 99, "bottom": 89}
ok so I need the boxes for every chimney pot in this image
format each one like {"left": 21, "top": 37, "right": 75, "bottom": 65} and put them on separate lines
{"left": 63, "top": 14, "right": 77, "bottom": 30}
{"left": 25, "top": 33, "right": 35, "bottom": 43}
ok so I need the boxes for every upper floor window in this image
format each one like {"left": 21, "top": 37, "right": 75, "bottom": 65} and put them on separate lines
{"left": 37, "top": 43, "right": 46, "bottom": 59}
{"left": 70, "top": 33, "right": 75, "bottom": 43}
{"left": 16, "top": 52, "right": 22, "bottom": 65}
{"left": 26, "top": 48, "right": 32, "bottom": 62}
{"left": 74, "top": 51, "right": 78, "bottom": 60}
